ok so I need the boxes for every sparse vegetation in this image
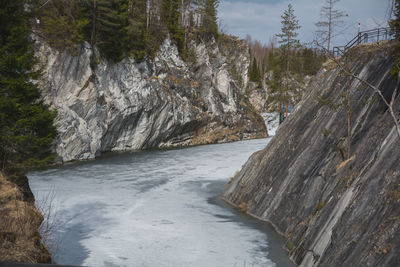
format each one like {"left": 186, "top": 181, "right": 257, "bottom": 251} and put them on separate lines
{"left": 376, "top": 243, "right": 395, "bottom": 255}
{"left": 316, "top": 93, "right": 341, "bottom": 110}
{"left": 321, "top": 128, "right": 331, "bottom": 137}
{"left": 238, "top": 199, "right": 252, "bottom": 213}
{"left": 312, "top": 201, "right": 324, "bottom": 216}
{"left": 0, "top": 172, "right": 51, "bottom": 263}
{"left": 286, "top": 241, "right": 295, "bottom": 252}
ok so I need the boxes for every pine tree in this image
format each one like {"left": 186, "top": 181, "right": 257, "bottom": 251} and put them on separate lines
{"left": 276, "top": 4, "right": 301, "bottom": 119}
{"left": 0, "top": 0, "right": 56, "bottom": 172}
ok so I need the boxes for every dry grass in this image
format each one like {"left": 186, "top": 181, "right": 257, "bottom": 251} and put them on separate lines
{"left": 238, "top": 200, "right": 253, "bottom": 213}
{"left": 191, "top": 126, "right": 246, "bottom": 145}
{"left": 322, "top": 58, "right": 339, "bottom": 71}
{"left": 0, "top": 172, "right": 51, "bottom": 263}
{"left": 336, "top": 155, "right": 356, "bottom": 172}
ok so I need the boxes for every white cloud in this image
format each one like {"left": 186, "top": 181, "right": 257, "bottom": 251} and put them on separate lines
{"left": 219, "top": 0, "right": 390, "bottom": 47}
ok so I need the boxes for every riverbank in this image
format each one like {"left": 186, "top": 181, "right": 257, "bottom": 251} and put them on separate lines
{"left": 0, "top": 172, "right": 51, "bottom": 263}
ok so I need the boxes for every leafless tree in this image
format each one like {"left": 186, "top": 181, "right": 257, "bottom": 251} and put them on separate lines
{"left": 315, "top": 41, "right": 400, "bottom": 143}
{"left": 315, "top": 0, "right": 347, "bottom": 52}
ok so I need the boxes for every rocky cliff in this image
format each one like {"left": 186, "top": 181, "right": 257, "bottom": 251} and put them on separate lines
{"left": 35, "top": 35, "right": 266, "bottom": 162}
{"left": 0, "top": 172, "right": 51, "bottom": 263}
{"left": 223, "top": 42, "right": 400, "bottom": 266}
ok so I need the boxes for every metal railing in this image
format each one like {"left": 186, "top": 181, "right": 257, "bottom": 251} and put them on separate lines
{"left": 333, "top": 27, "right": 396, "bottom": 57}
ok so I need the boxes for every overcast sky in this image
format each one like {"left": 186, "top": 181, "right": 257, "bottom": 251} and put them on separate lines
{"left": 218, "top": 0, "right": 392, "bottom": 47}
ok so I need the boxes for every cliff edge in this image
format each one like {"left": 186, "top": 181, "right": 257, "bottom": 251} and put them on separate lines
{"left": 223, "top": 42, "right": 400, "bottom": 266}
{"left": 35, "top": 35, "right": 266, "bottom": 162}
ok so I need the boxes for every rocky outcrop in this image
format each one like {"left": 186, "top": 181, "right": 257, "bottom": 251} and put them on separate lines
{"left": 35, "top": 36, "right": 266, "bottom": 162}
{"left": 0, "top": 172, "right": 51, "bottom": 263}
{"left": 223, "top": 42, "right": 400, "bottom": 266}
{"left": 248, "top": 83, "right": 267, "bottom": 113}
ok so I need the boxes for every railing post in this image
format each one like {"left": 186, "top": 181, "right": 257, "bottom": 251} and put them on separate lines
{"left": 336, "top": 28, "right": 391, "bottom": 57}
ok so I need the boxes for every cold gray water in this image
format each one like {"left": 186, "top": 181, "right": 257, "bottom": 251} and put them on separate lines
{"left": 29, "top": 137, "right": 293, "bottom": 267}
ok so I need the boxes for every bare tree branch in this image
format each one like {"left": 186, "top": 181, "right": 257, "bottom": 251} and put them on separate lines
{"left": 314, "top": 40, "right": 400, "bottom": 140}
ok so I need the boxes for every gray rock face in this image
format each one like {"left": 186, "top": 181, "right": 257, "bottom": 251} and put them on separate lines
{"left": 223, "top": 43, "right": 400, "bottom": 266}
{"left": 248, "top": 83, "right": 267, "bottom": 113}
{"left": 35, "top": 36, "right": 266, "bottom": 162}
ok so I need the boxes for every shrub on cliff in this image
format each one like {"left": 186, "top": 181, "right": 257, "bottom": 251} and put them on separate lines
{"left": 0, "top": 0, "right": 57, "bottom": 173}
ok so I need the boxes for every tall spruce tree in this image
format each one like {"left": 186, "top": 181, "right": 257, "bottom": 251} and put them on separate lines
{"left": 276, "top": 4, "right": 300, "bottom": 119}
{"left": 201, "top": 0, "right": 219, "bottom": 40}
{"left": 249, "top": 58, "right": 262, "bottom": 87}
{"left": 0, "top": 0, "right": 56, "bottom": 172}
{"left": 82, "top": 0, "right": 130, "bottom": 62}
{"left": 128, "top": 0, "right": 148, "bottom": 60}
{"left": 163, "top": 0, "right": 185, "bottom": 54}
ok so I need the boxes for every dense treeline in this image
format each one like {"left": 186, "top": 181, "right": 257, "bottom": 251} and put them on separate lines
{"left": 0, "top": 0, "right": 220, "bottom": 173}
{"left": 0, "top": 0, "right": 57, "bottom": 173}
{"left": 31, "top": 0, "right": 220, "bottom": 62}
{"left": 247, "top": 39, "right": 326, "bottom": 86}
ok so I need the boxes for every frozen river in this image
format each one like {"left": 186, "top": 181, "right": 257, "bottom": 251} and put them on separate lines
{"left": 29, "top": 136, "right": 293, "bottom": 267}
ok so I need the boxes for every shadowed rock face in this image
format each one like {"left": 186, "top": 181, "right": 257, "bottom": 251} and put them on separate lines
{"left": 223, "top": 43, "right": 400, "bottom": 267}
{"left": 35, "top": 36, "right": 266, "bottom": 162}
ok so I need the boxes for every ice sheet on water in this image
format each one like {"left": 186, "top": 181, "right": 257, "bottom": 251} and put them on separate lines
{"left": 29, "top": 138, "right": 292, "bottom": 267}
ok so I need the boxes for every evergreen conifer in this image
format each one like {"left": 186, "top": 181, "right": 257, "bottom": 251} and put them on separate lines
{"left": 128, "top": 0, "right": 148, "bottom": 60}
{"left": 163, "top": 0, "right": 186, "bottom": 55}
{"left": 276, "top": 4, "right": 300, "bottom": 119}
{"left": 82, "top": 0, "right": 130, "bottom": 62}
{"left": 201, "top": 0, "right": 219, "bottom": 40}
{"left": 0, "top": 0, "right": 56, "bottom": 172}
{"left": 390, "top": 0, "right": 400, "bottom": 40}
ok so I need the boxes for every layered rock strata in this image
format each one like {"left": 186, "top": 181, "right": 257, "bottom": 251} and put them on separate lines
{"left": 35, "top": 36, "right": 266, "bottom": 162}
{"left": 224, "top": 43, "right": 400, "bottom": 267}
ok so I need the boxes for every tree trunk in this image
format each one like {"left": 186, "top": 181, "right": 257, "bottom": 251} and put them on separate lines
{"left": 147, "top": 0, "right": 150, "bottom": 29}
{"left": 91, "top": 0, "right": 97, "bottom": 47}
{"left": 328, "top": 0, "right": 332, "bottom": 52}
{"left": 347, "top": 78, "right": 351, "bottom": 158}
{"left": 286, "top": 39, "right": 290, "bottom": 119}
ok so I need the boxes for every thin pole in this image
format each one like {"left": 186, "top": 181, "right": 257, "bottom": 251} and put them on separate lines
{"left": 347, "top": 78, "right": 351, "bottom": 158}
